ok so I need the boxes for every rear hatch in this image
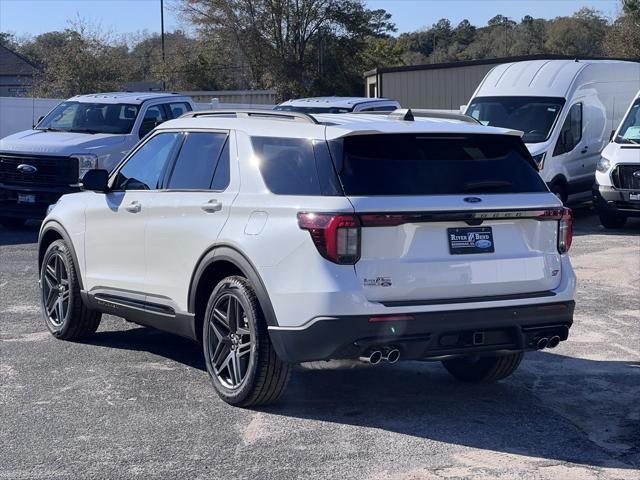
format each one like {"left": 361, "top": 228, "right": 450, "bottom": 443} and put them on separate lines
{"left": 331, "top": 133, "right": 563, "bottom": 304}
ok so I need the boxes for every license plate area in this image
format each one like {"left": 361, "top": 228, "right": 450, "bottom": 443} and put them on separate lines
{"left": 17, "top": 194, "right": 36, "bottom": 204}
{"left": 447, "top": 226, "right": 495, "bottom": 255}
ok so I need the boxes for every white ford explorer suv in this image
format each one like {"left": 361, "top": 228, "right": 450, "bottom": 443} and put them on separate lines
{"left": 38, "top": 109, "right": 576, "bottom": 407}
{"left": 0, "top": 92, "right": 194, "bottom": 226}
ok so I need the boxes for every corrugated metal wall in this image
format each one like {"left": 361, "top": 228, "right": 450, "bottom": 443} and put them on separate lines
{"left": 374, "top": 64, "right": 497, "bottom": 110}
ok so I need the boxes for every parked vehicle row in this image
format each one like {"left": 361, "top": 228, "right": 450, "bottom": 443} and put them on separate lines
{"left": 38, "top": 108, "right": 575, "bottom": 406}
{"left": 466, "top": 59, "right": 640, "bottom": 206}
{"left": 0, "top": 92, "right": 194, "bottom": 226}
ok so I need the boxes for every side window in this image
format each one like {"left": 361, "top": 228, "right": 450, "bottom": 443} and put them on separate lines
{"left": 166, "top": 132, "right": 228, "bottom": 190}
{"left": 168, "top": 102, "right": 192, "bottom": 119}
{"left": 554, "top": 103, "right": 582, "bottom": 156}
{"left": 251, "top": 137, "right": 322, "bottom": 195}
{"left": 359, "top": 105, "right": 397, "bottom": 112}
{"left": 139, "top": 105, "right": 168, "bottom": 139}
{"left": 112, "top": 133, "right": 181, "bottom": 190}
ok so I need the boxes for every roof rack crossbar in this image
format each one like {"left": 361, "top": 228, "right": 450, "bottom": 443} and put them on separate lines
{"left": 180, "top": 109, "right": 318, "bottom": 124}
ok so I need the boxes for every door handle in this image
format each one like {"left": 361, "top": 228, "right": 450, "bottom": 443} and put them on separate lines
{"left": 201, "top": 199, "right": 222, "bottom": 213}
{"left": 580, "top": 146, "right": 588, "bottom": 154}
{"left": 125, "top": 201, "right": 141, "bottom": 213}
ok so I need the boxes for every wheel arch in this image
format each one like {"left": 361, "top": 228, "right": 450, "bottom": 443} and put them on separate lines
{"left": 188, "top": 245, "right": 279, "bottom": 343}
{"left": 38, "top": 221, "right": 84, "bottom": 290}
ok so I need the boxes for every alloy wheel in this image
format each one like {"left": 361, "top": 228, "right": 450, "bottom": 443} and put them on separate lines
{"left": 42, "top": 252, "right": 70, "bottom": 326}
{"left": 207, "top": 293, "right": 254, "bottom": 389}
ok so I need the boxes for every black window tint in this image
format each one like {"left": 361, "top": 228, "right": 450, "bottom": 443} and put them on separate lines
{"left": 554, "top": 103, "right": 582, "bottom": 156}
{"left": 167, "top": 132, "right": 227, "bottom": 189}
{"left": 360, "top": 105, "right": 397, "bottom": 112}
{"left": 169, "top": 102, "right": 192, "bottom": 118}
{"left": 334, "top": 134, "right": 546, "bottom": 196}
{"left": 211, "top": 138, "right": 230, "bottom": 190}
{"left": 251, "top": 137, "right": 322, "bottom": 195}
{"left": 139, "top": 105, "right": 168, "bottom": 138}
{"left": 113, "top": 133, "right": 180, "bottom": 190}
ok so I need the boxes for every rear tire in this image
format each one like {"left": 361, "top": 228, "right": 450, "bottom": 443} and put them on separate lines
{"left": 40, "top": 239, "right": 101, "bottom": 339}
{"left": 442, "top": 352, "right": 523, "bottom": 383}
{"left": 599, "top": 212, "right": 627, "bottom": 229}
{"left": 0, "top": 217, "right": 27, "bottom": 228}
{"left": 203, "top": 276, "right": 291, "bottom": 407}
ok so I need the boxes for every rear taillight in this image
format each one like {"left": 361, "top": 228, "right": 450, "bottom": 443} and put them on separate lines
{"left": 558, "top": 207, "right": 573, "bottom": 253}
{"left": 298, "top": 213, "right": 360, "bottom": 264}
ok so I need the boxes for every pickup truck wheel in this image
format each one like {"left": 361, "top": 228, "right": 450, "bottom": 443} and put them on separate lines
{"left": 599, "top": 213, "right": 627, "bottom": 229}
{"left": 203, "top": 276, "right": 291, "bottom": 407}
{"left": 0, "top": 217, "right": 26, "bottom": 228}
{"left": 442, "top": 352, "right": 523, "bottom": 383}
{"left": 40, "top": 239, "right": 101, "bottom": 339}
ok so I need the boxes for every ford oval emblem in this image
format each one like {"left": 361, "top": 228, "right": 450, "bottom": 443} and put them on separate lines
{"left": 17, "top": 163, "right": 37, "bottom": 174}
{"left": 633, "top": 170, "right": 640, "bottom": 178}
{"left": 475, "top": 239, "right": 493, "bottom": 249}
{"left": 464, "top": 197, "right": 482, "bottom": 203}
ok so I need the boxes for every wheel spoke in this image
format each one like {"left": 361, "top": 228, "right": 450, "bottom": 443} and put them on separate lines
{"left": 211, "top": 340, "right": 228, "bottom": 369}
{"left": 230, "top": 352, "right": 242, "bottom": 385}
{"left": 46, "top": 293, "right": 57, "bottom": 315}
{"left": 237, "top": 340, "right": 252, "bottom": 358}
{"left": 227, "top": 296, "right": 238, "bottom": 333}
{"left": 55, "top": 298, "right": 64, "bottom": 321}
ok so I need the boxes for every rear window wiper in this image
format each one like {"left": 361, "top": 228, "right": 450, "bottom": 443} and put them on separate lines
{"left": 462, "top": 180, "right": 514, "bottom": 192}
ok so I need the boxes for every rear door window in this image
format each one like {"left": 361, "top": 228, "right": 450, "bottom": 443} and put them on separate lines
{"left": 166, "top": 132, "right": 228, "bottom": 190}
{"left": 168, "top": 102, "right": 192, "bottom": 119}
{"left": 333, "top": 134, "right": 546, "bottom": 196}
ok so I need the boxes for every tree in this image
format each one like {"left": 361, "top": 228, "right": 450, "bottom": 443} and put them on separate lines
{"left": 605, "top": 0, "right": 640, "bottom": 57}
{"left": 545, "top": 8, "right": 608, "bottom": 56}
{"left": 179, "top": 0, "right": 395, "bottom": 99}
{"left": 19, "top": 20, "right": 133, "bottom": 97}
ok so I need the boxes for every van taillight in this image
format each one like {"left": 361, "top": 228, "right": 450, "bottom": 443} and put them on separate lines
{"left": 558, "top": 207, "right": 573, "bottom": 253}
{"left": 297, "top": 213, "right": 360, "bottom": 264}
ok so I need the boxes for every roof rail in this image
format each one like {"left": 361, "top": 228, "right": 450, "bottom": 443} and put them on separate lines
{"left": 353, "top": 108, "right": 479, "bottom": 125}
{"left": 180, "top": 109, "right": 318, "bottom": 124}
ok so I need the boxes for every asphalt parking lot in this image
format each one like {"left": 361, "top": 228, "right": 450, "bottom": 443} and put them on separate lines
{"left": 1, "top": 208, "right": 639, "bottom": 480}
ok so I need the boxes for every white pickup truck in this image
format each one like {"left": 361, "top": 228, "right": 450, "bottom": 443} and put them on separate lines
{"left": 0, "top": 92, "right": 194, "bottom": 226}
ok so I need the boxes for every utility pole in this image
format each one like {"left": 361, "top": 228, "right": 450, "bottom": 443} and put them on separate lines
{"left": 161, "top": 0, "right": 166, "bottom": 90}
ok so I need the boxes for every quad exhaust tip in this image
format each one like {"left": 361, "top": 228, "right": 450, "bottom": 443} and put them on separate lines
{"left": 359, "top": 348, "right": 401, "bottom": 365}
{"left": 547, "top": 336, "right": 561, "bottom": 349}
{"left": 537, "top": 337, "right": 549, "bottom": 350}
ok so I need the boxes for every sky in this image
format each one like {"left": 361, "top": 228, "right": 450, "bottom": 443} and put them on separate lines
{"left": 0, "top": 0, "right": 624, "bottom": 39}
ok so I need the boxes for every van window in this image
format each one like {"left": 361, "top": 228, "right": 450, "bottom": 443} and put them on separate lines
{"left": 553, "top": 103, "right": 582, "bottom": 156}
{"left": 615, "top": 99, "right": 640, "bottom": 144}
{"left": 332, "top": 134, "right": 547, "bottom": 196}
{"left": 466, "top": 96, "right": 565, "bottom": 144}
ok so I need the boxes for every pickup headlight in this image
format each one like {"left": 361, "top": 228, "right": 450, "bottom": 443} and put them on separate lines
{"left": 531, "top": 152, "right": 546, "bottom": 170}
{"left": 71, "top": 154, "right": 98, "bottom": 180}
{"left": 596, "top": 156, "right": 612, "bottom": 173}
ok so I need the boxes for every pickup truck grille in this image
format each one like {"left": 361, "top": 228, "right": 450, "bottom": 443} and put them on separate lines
{"left": 0, "top": 153, "right": 78, "bottom": 186}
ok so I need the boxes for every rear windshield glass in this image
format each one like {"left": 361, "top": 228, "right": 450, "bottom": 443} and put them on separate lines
{"left": 332, "top": 134, "right": 547, "bottom": 196}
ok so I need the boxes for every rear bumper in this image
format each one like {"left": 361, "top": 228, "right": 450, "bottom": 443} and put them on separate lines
{"left": 0, "top": 182, "right": 78, "bottom": 220}
{"left": 593, "top": 184, "right": 640, "bottom": 217}
{"left": 268, "top": 301, "right": 574, "bottom": 363}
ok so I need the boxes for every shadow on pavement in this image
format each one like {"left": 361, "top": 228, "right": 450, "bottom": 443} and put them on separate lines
{"left": 0, "top": 223, "right": 40, "bottom": 246}
{"left": 81, "top": 325, "right": 639, "bottom": 470}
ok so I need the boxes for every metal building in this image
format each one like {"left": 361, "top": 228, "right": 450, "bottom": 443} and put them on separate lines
{"left": 364, "top": 55, "right": 639, "bottom": 110}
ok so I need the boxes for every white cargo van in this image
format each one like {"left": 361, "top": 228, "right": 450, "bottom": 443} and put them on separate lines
{"left": 593, "top": 90, "right": 640, "bottom": 228}
{"left": 466, "top": 59, "right": 640, "bottom": 204}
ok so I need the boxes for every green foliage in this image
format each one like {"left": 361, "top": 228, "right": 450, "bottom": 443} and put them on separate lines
{"left": 0, "top": 0, "right": 636, "bottom": 99}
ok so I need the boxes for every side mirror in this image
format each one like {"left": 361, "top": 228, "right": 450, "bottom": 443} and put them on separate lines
{"left": 81, "top": 169, "right": 109, "bottom": 192}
